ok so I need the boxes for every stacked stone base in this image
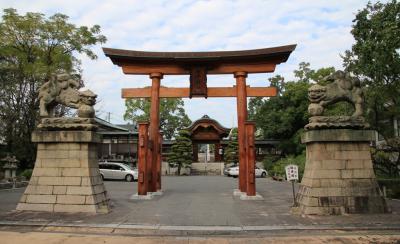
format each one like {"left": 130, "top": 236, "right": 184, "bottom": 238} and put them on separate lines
{"left": 16, "top": 131, "right": 110, "bottom": 213}
{"left": 294, "top": 129, "right": 387, "bottom": 215}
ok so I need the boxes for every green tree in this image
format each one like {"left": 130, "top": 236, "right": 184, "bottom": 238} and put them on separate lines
{"left": 167, "top": 129, "right": 192, "bottom": 175}
{"left": 0, "top": 8, "right": 106, "bottom": 169}
{"left": 224, "top": 128, "right": 238, "bottom": 165}
{"left": 343, "top": 1, "right": 400, "bottom": 178}
{"left": 124, "top": 97, "right": 191, "bottom": 139}
{"left": 249, "top": 62, "right": 335, "bottom": 155}
{"left": 343, "top": 0, "right": 400, "bottom": 137}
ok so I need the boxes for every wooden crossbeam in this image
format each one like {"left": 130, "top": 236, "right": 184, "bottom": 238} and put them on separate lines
{"left": 122, "top": 86, "right": 277, "bottom": 98}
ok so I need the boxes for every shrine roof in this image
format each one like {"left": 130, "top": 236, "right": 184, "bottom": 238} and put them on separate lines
{"left": 187, "top": 115, "right": 231, "bottom": 138}
{"left": 103, "top": 44, "right": 296, "bottom": 64}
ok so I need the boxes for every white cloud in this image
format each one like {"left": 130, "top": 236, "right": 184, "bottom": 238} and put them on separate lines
{"left": 0, "top": 0, "right": 383, "bottom": 127}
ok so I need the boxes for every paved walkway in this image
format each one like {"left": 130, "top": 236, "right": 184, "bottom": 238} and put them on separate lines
{"left": 0, "top": 231, "right": 399, "bottom": 244}
{"left": 0, "top": 176, "right": 399, "bottom": 234}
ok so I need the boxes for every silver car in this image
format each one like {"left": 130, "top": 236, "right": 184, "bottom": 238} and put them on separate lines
{"left": 227, "top": 166, "right": 268, "bottom": 178}
{"left": 99, "top": 162, "right": 138, "bottom": 182}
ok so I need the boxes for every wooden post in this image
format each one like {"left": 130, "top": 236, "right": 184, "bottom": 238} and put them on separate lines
{"left": 148, "top": 72, "right": 162, "bottom": 192}
{"left": 156, "top": 131, "right": 163, "bottom": 191}
{"left": 138, "top": 122, "right": 149, "bottom": 195}
{"left": 193, "top": 143, "right": 198, "bottom": 162}
{"left": 235, "top": 71, "right": 248, "bottom": 193}
{"left": 245, "top": 122, "right": 256, "bottom": 196}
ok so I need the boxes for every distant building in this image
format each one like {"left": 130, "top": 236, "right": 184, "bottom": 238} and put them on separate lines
{"left": 95, "top": 118, "right": 138, "bottom": 164}
{"left": 95, "top": 116, "right": 281, "bottom": 171}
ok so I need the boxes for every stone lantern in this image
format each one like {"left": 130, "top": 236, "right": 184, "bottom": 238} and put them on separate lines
{"left": 0, "top": 155, "right": 18, "bottom": 179}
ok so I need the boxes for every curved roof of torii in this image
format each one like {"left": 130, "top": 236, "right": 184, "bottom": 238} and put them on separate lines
{"left": 187, "top": 115, "right": 231, "bottom": 138}
{"left": 103, "top": 44, "right": 296, "bottom": 75}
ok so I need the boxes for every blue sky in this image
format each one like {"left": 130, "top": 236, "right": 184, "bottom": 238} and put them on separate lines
{"left": 0, "top": 0, "right": 378, "bottom": 127}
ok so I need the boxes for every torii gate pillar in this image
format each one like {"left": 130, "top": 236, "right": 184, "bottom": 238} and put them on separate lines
{"left": 148, "top": 72, "right": 162, "bottom": 193}
{"left": 235, "top": 71, "right": 248, "bottom": 193}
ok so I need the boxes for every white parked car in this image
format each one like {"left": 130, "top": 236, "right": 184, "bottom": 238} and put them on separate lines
{"left": 227, "top": 166, "right": 268, "bottom": 178}
{"left": 99, "top": 162, "right": 138, "bottom": 182}
{"left": 256, "top": 166, "right": 268, "bottom": 178}
{"left": 227, "top": 166, "right": 239, "bottom": 177}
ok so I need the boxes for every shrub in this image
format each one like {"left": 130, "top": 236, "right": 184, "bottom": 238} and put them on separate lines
{"left": 377, "top": 179, "right": 400, "bottom": 199}
{"left": 268, "top": 152, "right": 305, "bottom": 179}
{"left": 20, "top": 169, "right": 33, "bottom": 180}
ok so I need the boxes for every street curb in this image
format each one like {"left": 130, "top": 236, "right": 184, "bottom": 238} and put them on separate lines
{"left": 1, "top": 220, "right": 400, "bottom": 236}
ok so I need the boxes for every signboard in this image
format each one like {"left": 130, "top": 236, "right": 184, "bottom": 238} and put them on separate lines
{"left": 285, "top": 164, "right": 299, "bottom": 181}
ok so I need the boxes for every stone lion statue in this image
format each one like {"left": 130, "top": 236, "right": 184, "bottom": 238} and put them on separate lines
{"left": 38, "top": 72, "right": 97, "bottom": 118}
{"left": 307, "top": 70, "right": 363, "bottom": 117}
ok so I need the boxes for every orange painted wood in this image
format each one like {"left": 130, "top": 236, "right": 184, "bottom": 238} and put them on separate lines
{"left": 160, "top": 87, "right": 189, "bottom": 97}
{"left": 137, "top": 122, "right": 149, "bottom": 195}
{"left": 156, "top": 131, "right": 162, "bottom": 191}
{"left": 235, "top": 72, "right": 248, "bottom": 193}
{"left": 245, "top": 122, "right": 256, "bottom": 196}
{"left": 122, "top": 64, "right": 186, "bottom": 75}
{"left": 148, "top": 73, "right": 162, "bottom": 192}
{"left": 210, "top": 63, "right": 276, "bottom": 74}
{"left": 247, "top": 87, "right": 277, "bottom": 97}
{"left": 122, "top": 86, "right": 277, "bottom": 98}
{"left": 120, "top": 62, "right": 277, "bottom": 75}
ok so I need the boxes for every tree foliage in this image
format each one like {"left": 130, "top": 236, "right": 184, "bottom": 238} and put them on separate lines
{"left": 167, "top": 129, "right": 192, "bottom": 175}
{"left": 264, "top": 152, "right": 305, "bottom": 179}
{"left": 224, "top": 128, "right": 238, "bottom": 165}
{"left": 0, "top": 8, "right": 106, "bottom": 168}
{"left": 124, "top": 97, "right": 191, "bottom": 139}
{"left": 249, "top": 62, "right": 335, "bottom": 155}
{"left": 343, "top": 0, "right": 400, "bottom": 139}
{"left": 343, "top": 1, "right": 400, "bottom": 178}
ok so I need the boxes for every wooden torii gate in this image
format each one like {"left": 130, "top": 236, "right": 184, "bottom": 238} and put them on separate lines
{"left": 103, "top": 45, "right": 296, "bottom": 197}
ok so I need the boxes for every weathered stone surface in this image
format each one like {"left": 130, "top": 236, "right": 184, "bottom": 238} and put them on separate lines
{"left": 294, "top": 129, "right": 387, "bottom": 215}
{"left": 17, "top": 130, "right": 110, "bottom": 214}
{"left": 56, "top": 195, "right": 86, "bottom": 204}
{"left": 38, "top": 72, "right": 97, "bottom": 119}
{"left": 26, "top": 194, "right": 57, "bottom": 204}
{"left": 53, "top": 186, "right": 67, "bottom": 194}
{"left": 16, "top": 203, "right": 54, "bottom": 212}
{"left": 66, "top": 186, "right": 94, "bottom": 195}
{"left": 302, "top": 129, "right": 375, "bottom": 143}
{"left": 306, "top": 71, "right": 365, "bottom": 130}
{"left": 32, "top": 130, "right": 101, "bottom": 143}
{"left": 24, "top": 185, "right": 54, "bottom": 195}
{"left": 305, "top": 116, "right": 369, "bottom": 130}
{"left": 53, "top": 204, "right": 96, "bottom": 213}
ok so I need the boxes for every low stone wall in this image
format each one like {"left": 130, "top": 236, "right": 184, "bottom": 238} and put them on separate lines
{"left": 161, "top": 162, "right": 224, "bottom": 175}
{"left": 0, "top": 181, "right": 29, "bottom": 190}
{"left": 191, "top": 162, "right": 224, "bottom": 175}
{"left": 0, "top": 182, "right": 13, "bottom": 190}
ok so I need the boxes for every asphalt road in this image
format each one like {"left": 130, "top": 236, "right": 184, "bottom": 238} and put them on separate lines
{"left": 1, "top": 176, "right": 399, "bottom": 227}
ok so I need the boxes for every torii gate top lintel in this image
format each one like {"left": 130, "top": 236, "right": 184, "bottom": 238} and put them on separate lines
{"left": 103, "top": 44, "right": 296, "bottom": 75}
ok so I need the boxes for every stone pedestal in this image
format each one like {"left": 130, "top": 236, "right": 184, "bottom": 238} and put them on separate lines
{"left": 294, "top": 129, "right": 387, "bottom": 215}
{"left": 16, "top": 130, "right": 110, "bottom": 213}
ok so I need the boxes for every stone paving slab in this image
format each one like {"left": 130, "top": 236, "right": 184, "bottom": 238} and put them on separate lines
{"left": 0, "top": 176, "right": 399, "bottom": 231}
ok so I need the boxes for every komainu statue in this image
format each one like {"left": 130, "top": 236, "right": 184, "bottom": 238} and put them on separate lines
{"left": 305, "top": 70, "right": 368, "bottom": 130}
{"left": 39, "top": 72, "right": 96, "bottom": 118}
{"left": 37, "top": 72, "right": 98, "bottom": 131}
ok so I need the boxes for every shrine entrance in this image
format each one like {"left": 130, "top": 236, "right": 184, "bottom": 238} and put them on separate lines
{"left": 103, "top": 44, "right": 296, "bottom": 197}
{"left": 187, "top": 115, "right": 230, "bottom": 163}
